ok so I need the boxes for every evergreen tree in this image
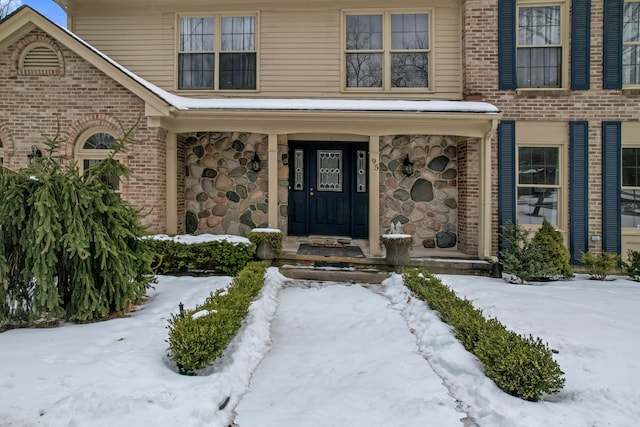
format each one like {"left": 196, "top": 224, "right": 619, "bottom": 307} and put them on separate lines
{"left": 0, "top": 121, "right": 154, "bottom": 326}
{"left": 532, "top": 219, "right": 574, "bottom": 280}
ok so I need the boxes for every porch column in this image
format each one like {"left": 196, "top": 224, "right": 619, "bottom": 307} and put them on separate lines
{"left": 268, "top": 134, "right": 279, "bottom": 228}
{"left": 369, "top": 135, "right": 381, "bottom": 256}
{"left": 166, "top": 131, "right": 178, "bottom": 234}
{"left": 479, "top": 120, "right": 498, "bottom": 259}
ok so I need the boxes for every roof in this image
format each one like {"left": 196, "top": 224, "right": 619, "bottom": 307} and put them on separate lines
{"left": 1, "top": 6, "right": 501, "bottom": 116}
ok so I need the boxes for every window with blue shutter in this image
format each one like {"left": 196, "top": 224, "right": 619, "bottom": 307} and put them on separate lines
{"left": 498, "top": 121, "right": 516, "bottom": 239}
{"left": 603, "top": 0, "right": 623, "bottom": 89}
{"left": 571, "top": 0, "right": 591, "bottom": 89}
{"left": 498, "top": 0, "right": 517, "bottom": 90}
{"left": 602, "top": 121, "right": 621, "bottom": 254}
{"left": 570, "top": 122, "right": 589, "bottom": 263}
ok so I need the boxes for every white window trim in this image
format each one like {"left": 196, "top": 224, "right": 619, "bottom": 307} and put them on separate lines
{"left": 515, "top": 0, "right": 569, "bottom": 91}
{"left": 341, "top": 8, "right": 433, "bottom": 93}
{"left": 175, "top": 12, "right": 260, "bottom": 93}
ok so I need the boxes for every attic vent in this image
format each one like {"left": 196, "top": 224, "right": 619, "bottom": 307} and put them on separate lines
{"left": 22, "top": 46, "right": 59, "bottom": 70}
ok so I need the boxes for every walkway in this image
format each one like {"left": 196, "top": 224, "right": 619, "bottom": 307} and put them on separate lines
{"left": 234, "top": 281, "right": 467, "bottom": 426}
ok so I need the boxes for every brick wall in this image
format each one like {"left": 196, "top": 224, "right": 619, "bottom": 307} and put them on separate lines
{"left": 463, "top": 0, "right": 639, "bottom": 255}
{"left": 0, "top": 30, "right": 168, "bottom": 233}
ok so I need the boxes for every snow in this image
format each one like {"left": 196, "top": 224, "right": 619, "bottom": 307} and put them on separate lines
{"left": 2, "top": 271, "right": 640, "bottom": 426}
{"left": 147, "top": 233, "right": 250, "bottom": 245}
{"left": 382, "top": 233, "right": 413, "bottom": 239}
{"left": 250, "top": 228, "right": 282, "bottom": 233}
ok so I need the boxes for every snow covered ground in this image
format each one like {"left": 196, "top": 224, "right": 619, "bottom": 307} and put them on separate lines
{"left": 1, "top": 269, "right": 639, "bottom": 426}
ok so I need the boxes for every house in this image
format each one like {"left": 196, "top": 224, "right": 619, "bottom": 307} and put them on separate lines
{"left": 0, "top": 0, "right": 637, "bottom": 263}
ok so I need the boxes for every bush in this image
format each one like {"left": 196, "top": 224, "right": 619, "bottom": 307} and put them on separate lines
{"left": 499, "top": 221, "right": 555, "bottom": 283}
{"left": 532, "top": 219, "right": 574, "bottom": 280}
{"left": 622, "top": 249, "right": 640, "bottom": 281}
{"left": 581, "top": 251, "right": 619, "bottom": 280}
{"left": 147, "top": 238, "right": 254, "bottom": 276}
{"left": 403, "top": 268, "right": 565, "bottom": 401}
{"left": 166, "top": 261, "right": 267, "bottom": 374}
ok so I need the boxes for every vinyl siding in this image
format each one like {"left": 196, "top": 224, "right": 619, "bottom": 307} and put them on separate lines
{"left": 68, "top": 1, "right": 462, "bottom": 99}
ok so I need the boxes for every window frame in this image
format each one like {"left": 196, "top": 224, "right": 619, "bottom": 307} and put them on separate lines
{"left": 623, "top": 0, "right": 640, "bottom": 87}
{"left": 175, "top": 12, "right": 259, "bottom": 93}
{"left": 341, "top": 9, "right": 433, "bottom": 93}
{"left": 515, "top": 0, "right": 568, "bottom": 91}
{"left": 0, "top": 139, "right": 3, "bottom": 166}
{"left": 75, "top": 129, "right": 126, "bottom": 194}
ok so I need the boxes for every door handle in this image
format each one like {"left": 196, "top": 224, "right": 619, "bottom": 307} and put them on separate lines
{"left": 310, "top": 188, "right": 314, "bottom": 196}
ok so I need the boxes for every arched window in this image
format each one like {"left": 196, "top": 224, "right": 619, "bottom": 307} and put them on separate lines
{"left": 76, "top": 131, "right": 122, "bottom": 191}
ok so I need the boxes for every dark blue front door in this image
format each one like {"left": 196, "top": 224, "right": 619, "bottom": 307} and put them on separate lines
{"left": 288, "top": 141, "right": 368, "bottom": 238}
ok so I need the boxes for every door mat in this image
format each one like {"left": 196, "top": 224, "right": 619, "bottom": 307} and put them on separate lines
{"left": 297, "top": 244, "right": 365, "bottom": 258}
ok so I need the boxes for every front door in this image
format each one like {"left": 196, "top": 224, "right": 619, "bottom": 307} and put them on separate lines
{"left": 288, "top": 141, "right": 368, "bottom": 238}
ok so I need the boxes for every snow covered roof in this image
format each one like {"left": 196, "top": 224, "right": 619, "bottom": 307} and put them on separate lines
{"left": 6, "top": 6, "right": 501, "bottom": 116}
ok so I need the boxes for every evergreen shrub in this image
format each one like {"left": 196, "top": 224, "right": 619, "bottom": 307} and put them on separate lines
{"left": 581, "top": 251, "right": 619, "bottom": 280}
{"left": 532, "top": 219, "right": 574, "bottom": 279}
{"left": 166, "top": 261, "right": 267, "bottom": 375}
{"left": 500, "top": 221, "right": 555, "bottom": 283}
{"left": 247, "top": 229, "right": 283, "bottom": 257}
{"left": 0, "top": 124, "right": 154, "bottom": 326}
{"left": 403, "top": 268, "right": 565, "bottom": 401}
{"left": 623, "top": 249, "right": 640, "bottom": 281}
{"left": 147, "top": 238, "right": 254, "bottom": 276}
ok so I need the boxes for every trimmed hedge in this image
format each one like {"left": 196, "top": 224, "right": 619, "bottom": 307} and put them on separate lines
{"left": 403, "top": 268, "right": 565, "bottom": 401}
{"left": 166, "top": 261, "right": 267, "bottom": 375}
{"left": 147, "top": 238, "right": 254, "bottom": 276}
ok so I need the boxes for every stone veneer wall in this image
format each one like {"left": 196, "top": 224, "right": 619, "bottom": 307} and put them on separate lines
{"left": 379, "top": 135, "right": 459, "bottom": 251}
{"left": 184, "top": 132, "right": 269, "bottom": 235}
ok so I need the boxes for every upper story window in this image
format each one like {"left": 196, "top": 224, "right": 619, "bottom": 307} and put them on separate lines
{"left": 178, "top": 15, "right": 257, "bottom": 91}
{"left": 516, "top": 5, "right": 563, "bottom": 88}
{"left": 344, "top": 11, "right": 430, "bottom": 91}
{"left": 624, "top": 1, "right": 640, "bottom": 86}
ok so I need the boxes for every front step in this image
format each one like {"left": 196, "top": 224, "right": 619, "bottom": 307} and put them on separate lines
{"left": 279, "top": 263, "right": 391, "bottom": 284}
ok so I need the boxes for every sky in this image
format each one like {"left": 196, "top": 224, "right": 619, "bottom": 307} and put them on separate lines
{"left": 12, "top": 0, "right": 67, "bottom": 26}
{"left": 1, "top": 241, "right": 639, "bottom": 427}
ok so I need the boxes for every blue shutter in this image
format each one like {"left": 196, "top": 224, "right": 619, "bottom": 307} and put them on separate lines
{"left": 498, "top": 0, "right": 517, "bottom": 90}
{"left": 570, "top": 122, "right": 589, "bottom": 264}
{"left": 571, "top": 0, "right": 591, "bottom": 90}
{"left": 498, "top": 121, "right": 516, "bottom": 242}
{"left": 603, "top": 0, "right": 623, "bottom": 89}
{"left": 602, "top": 121, "right": 621, "bottom": 254}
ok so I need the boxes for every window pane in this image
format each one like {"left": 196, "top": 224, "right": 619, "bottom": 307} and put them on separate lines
{"left": 518, "top": 6, "right": 561, "bottom": 46}
{"left": 623, "top": 148, "right": 640, "bottom": 186}
{"left": 391, "top": 14, "right": 429, "bottom": 50}
{"left": 83, "top": 133, "right": 118, "bottom": 150}
{"left": 346, "top": 15, "right": 383, "bottom": 50}
{"left": 518, "top": 146, "right": 559, "bottom": 185}
{"left": 623, "top": 45, "right": 640, "bottom": 85}
{"left": 517, "top": 187, "right": 558, "bottom": 225}
{"left": 180, "top": 18, "right": 214, "bottom": 52}
{"left": 391, "top": 53, "right": 428, "bottom": 87}
{"left": 221, "top": 16, "right": 255, "bottom": 51}
{"left": 624, "top": 2, "right": 640, "bottom": 43}
{"left": 83, "top": 159, "right": 120, "bottom": 190}
{"left": 219, "top": 53, "right": 256, "bottom": 89}
{"left": 517, "top": 46, "right": 561, "bottom": 87}
{"left": 622, "top": 189, "right": 640, "bottom": 228}
{"left": 179, "top": 53, "right": 214, "bottom": 89}
{"left": 346, "top": 53, "right": 383, "bottom": 87}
